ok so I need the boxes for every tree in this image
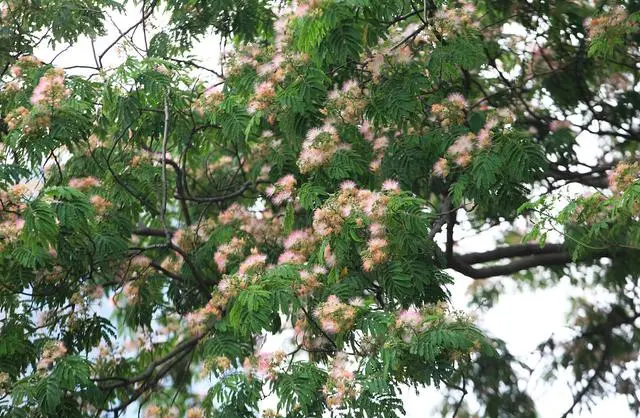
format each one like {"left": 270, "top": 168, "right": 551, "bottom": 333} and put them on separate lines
{"left": 0, "top": 0, "right": 639, "bottom": 416}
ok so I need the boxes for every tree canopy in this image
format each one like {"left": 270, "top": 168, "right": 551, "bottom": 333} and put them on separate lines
{"left": 0, "top": 0, "right": 639, "bottom": 416}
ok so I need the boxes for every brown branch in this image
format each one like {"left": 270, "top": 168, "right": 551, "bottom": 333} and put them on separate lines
{"left": 560, "top": 342, "right": 610, "bottom": 418}
{"left": 98, "top": 0, "right": 158, "bottom": 67}
{"left": 457, "top": 243, "right": 566, "bottom": 265}
{"left": 133, "top": 227, "right": 175, "bottom": 237}
{"left": 448, "top": 251, "right": 573, "bottom": 279}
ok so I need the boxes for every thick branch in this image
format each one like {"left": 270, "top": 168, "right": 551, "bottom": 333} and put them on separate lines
{"left": 449, "top": 251, "right": 573, "bottom": 279}
{"left": 457, "top": 243, "right": 566, "bottom": 265}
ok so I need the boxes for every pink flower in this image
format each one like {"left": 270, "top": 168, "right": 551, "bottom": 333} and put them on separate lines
{"left": 238, "top": 251, "right": 267, "bottom": 274}
{"left": 321, "top": 318, "right": 339, "bottom": 334}
{"left": 381, "top": 179, "right": 400, "bottom": 193}
{"left": 68, "top": 176, "right": 101, "bottom": 190}
{"left": 477, "top": 128, "right": 491, "bottom": 148}
{"left": 455, "top": 153, "right": 472, "bottom": 167}
{"left": 549, "top": 119, "right": 572, "bottom": 132}
{"left": 448, "top": 134, "right": 474, "bottom": 155}
{"left": 397, "top": 309, "right": 422, "bottom": 328}
{"left": 323, "top": 244, "right": 337, "bottom": 267}
{"left": 447, "top": 93, "right": 467, "bottom": 108}
{"left": 433, "top": 158, "right": 449, "bottom": 177}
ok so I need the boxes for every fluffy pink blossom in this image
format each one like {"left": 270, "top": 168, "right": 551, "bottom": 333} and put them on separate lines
{"left": 549, "top": 119, "right": 572, "bottom": 132}
{"left": 381, "top": 179, "right": 400, "bottom": 193}
{"left": 238, "top": 251, "right": 267, "bottom": 274}
{"left": 434, "top": 158, "right": 449, "bottom": 177}
{"left": 68, "top": 176, "right": 101, "bottom": 190}
{"left": 447, "top": 92, "right": 467, "bottom": 108}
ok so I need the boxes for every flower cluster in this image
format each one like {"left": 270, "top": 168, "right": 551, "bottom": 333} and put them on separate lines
{"left": 608, "top": 161, "right": 640, "bottom": 193}
{"left": 0, "top": 215, "right": 24, "bottom": 252}
{"left": 313, "top": 181, "right": 397, "bottom": 271}
{"left": 323, "top": 80, "right": 368, "bottom": 123}
{"left": 248, "top": 81, "right": 277, "bottom": 114}
{"left": 0, "top": 371, "right": 9, "bottom": 395}
{"left": 433, "top": 107, "right": 516, "bottom": 176}
{"left": 432, "top": 1, "right": 480, "bottom": 37}
{"left": 184, "top": 294, "right": 227, "bottom": 335}
{"left": 193, "top": 86, "right": 224, "bottom": 116}
{"left": 8, "top": 55, "right": 42, "bottom": 78}
{"left": 89, "top": 195, "right": 112, "bottom": 215}
{"left": 238, "top": 249, "right": 268, "bottom": 274}
{"left": 266, "top": 174, "right": 297, "bottom": 205}
{"left": 243, "top": 350, "right": 286, "bottom": 380}
{"left": 37, "top": 341, "right": 67, "bottom": 370}
{"left": 144, "top": 406, "right": 180, "bottom": 418}
{"left": 393, "top": 304, "right": 448, "bottom": 343}
{"left": 4, "top": 106, "right": 51, "bottom": 134}
{"left": 313, "top": 294, "right": 357, "bottom": 335}
{"left": 549, "top": 119, "right": 572, "bottom": 132}
{"left": 295, "top": 264, "right": 325, "bottom": 297}
{"left": 323, "top": 352, "right": 358, "bottom": 408}
{"left": 219, "top": 204, "right": 282, "bottom": 244}
{"left": 68, "top": 176, "right": 101, "bottom": 190}
{"left": 584, "top": 6, "right": 635, "bottom": 39}
{"left": 278, "top": 228, "right": 318, "bottom": 265}
{"left": 31, "top": 68, "right": 70, "bottom": 107}
{"left": 186, "top": 407, "right": 205, "bottom": 418}
{"left": 430, "top": 93, "right": 468, "bottom": 128}
{"left": 297, "top": 122, "right": 349, "bottom": 173}
{"left": 214, "top": 236, "right": 247, "bottom": 272}
{"left": 369, "top": 133, "right": 390, "bottom": 172}
{"left": 293, "top": 0, "right": 324, "bottom": 18}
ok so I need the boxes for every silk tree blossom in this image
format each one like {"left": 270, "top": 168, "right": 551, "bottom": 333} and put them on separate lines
{"left": 238, "top": 249, "right": 268, "bottom": 274}
{"left": 0, "top": 216, "right": 24, "bottom": 251}
{"left": 430, "top": 94, "right": 467, "bottom": 128}
{"left": 266, "top": 174, "right": 297, "bottom": 205}
{"left": 214, "top": 237, "right": 246, "bottom": 272}
{"left": 433, "top": 157, "right": 449, "bottom": 177}
{"left": 89, "top": 195, "right": 111, "bottom": 215}
{"left": 431, "top": 1, "right": 480, "bottom": 36}
{"left": 608, "top": 161, "right": 640, "bottom": 193}
{"left": 584, "top": 6, "right": 635, "bottom": 39}
{"left": 324, "top": 80, "right": 368, "bottom": 123}
{"left": 549, "top": 119, "right": 572, "bottom": 132}
{"left": 361, "top": 237, "right": 388, "bottom": 272}
{"left": 298, "top": 122, "right": 349, "bottom": 173}
{"left": 324, "top": 352, "right": 359, "bottom": 408}
{"left": 314, "top": 295, "right": 357, "bottom": 335}
{"left": 31, "top": 68, "right": 70, "bottom": 107}
{"left": 68, "top": 176, "right": 101, "bottom": 190}
{"left": 381, "top": 179, "right": 400, "bottom": 194}
{"left": 218, "top": 204, "right": 282, "bottom": 244}
{"left": 313, "top": 183, "right": 396, "bottom": 271}
{"left": 243, "top": 350, "right": 285, "bottom": 380}
{"left": 4, "top": 106, "right": 29, "bottom": 131}
{"left": 186, "top": 407, "right": 205, "bottom": 418}
{"left": 37, "top": 341, "right": 67, "bottom": 370}
{"left": 247, "top": 81, "right": 276, "bottom": 114}
{"left": 278, "top": 228, "right": 318, "bottom": 265}
{"left": 296, "top": 265, "right": 326, "bottom": 296}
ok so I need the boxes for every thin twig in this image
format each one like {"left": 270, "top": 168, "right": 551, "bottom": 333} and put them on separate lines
{"left": 161, "top": 93, "right": 171, "bottom": 240}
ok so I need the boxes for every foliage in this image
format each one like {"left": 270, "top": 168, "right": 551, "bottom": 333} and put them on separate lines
{"left": 0, "top": 0, "right": 639, "bottom": 417}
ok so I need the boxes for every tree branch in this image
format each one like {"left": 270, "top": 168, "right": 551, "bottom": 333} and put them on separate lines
{"left": 457, "top": 243, "right": 566, "bottom": 265}
{"left": 449, "top": 251, "right": 573, "bottom": 279}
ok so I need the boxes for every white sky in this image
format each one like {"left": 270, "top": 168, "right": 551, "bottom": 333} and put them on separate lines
{"left": 28, "top": 4, "right": 634, "bottom": 417}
